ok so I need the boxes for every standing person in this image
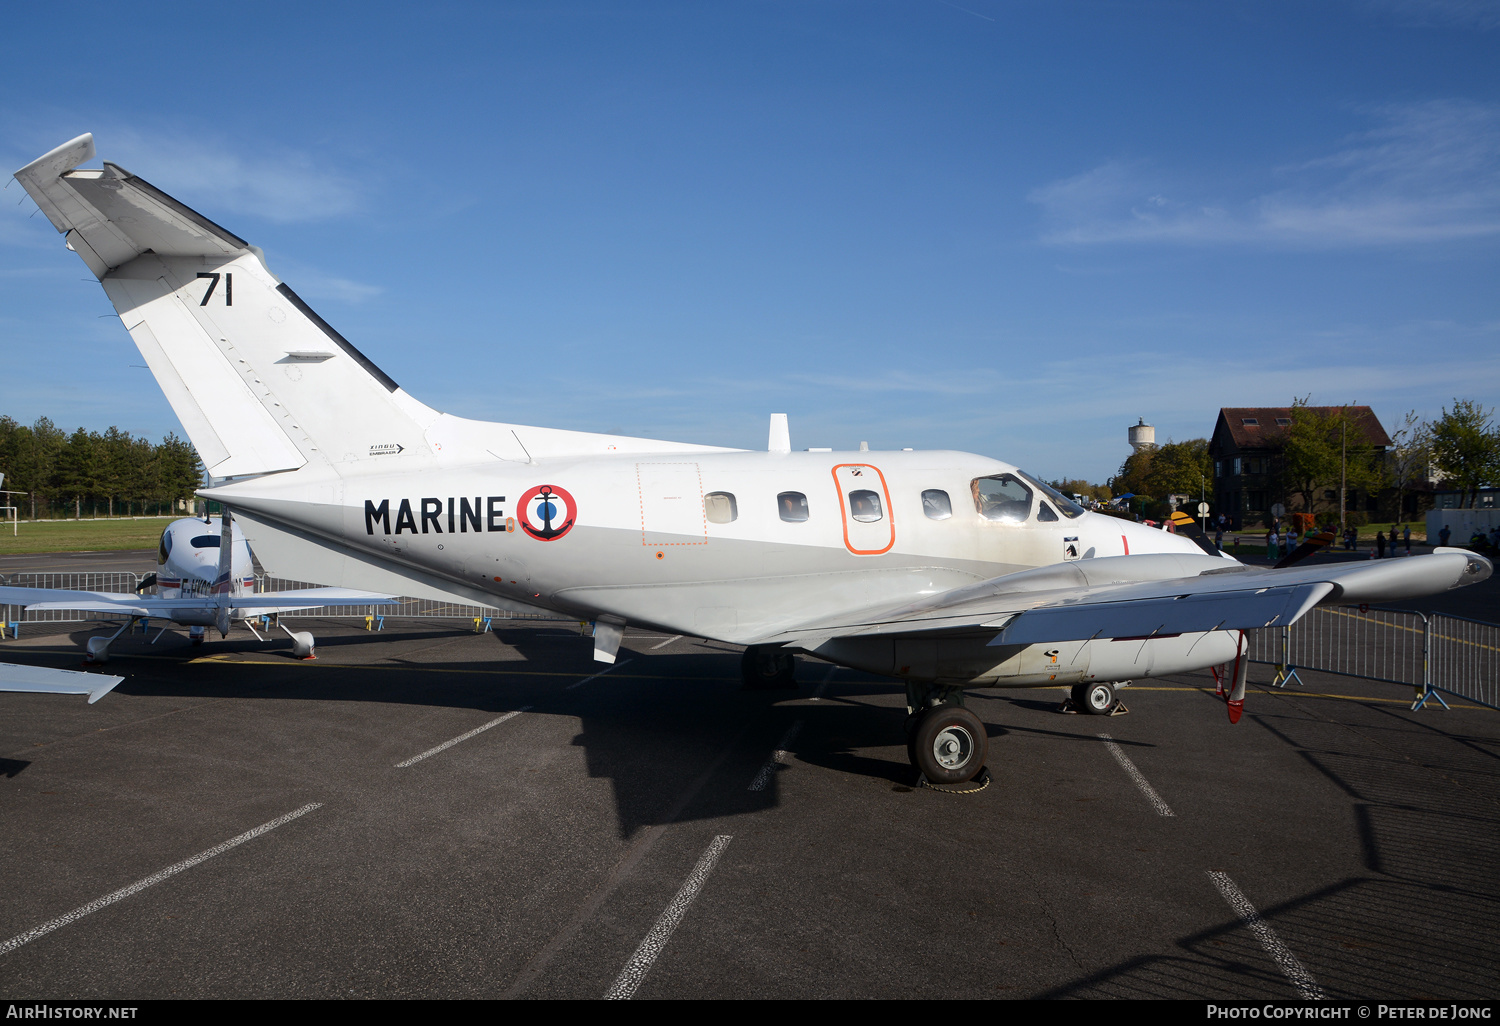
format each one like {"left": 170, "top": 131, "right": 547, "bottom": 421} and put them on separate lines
{"left": 1403, "top": 524, "right": 1412, "bottom": 555}
{"left": 1267, "top": 527, "right": 1279, "bottom": 562}
{"left": 1376, "top": 530, "right": 1387, "bottom": 558}
{"left": 1287, "top": 526, "right": 1300, "bottom": 552}
{"left": 1439, "top": 524, "right": 1451, "bottom": 548}
{"left": 1214, "top": 526, "right": 1224, "bottom": 551}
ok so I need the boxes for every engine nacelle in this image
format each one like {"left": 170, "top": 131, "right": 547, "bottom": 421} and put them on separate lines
{"left": 288, "top": 631, "right": 316, "bottom": 660}
{"left": 85, "top": 636, "right": 111, "bottom": 664}
{"left": 811, "top": 630, "right": 1240, "bottom": 687}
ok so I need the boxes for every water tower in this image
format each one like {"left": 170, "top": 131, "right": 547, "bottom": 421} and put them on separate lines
{"left": 1128, "top": 418, "right": 1156, "bottom": 453}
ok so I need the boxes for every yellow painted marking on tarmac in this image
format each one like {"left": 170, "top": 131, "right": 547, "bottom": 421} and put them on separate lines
{"left": 1322, "top": 606, "right": 1500, "bottom": 653}
{"left": 1122, "top": 682, "right": 1486, "bottom": 710}
{"left": 184, "top": 656, "right": 740, "bottom": 681}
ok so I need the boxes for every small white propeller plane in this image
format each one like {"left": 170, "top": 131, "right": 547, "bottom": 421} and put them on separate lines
{"left": 10, "top": 135, "right": 1493, "bottom": 782}
{"left": 0, "top": 513, "right": 397, "bottom": 673}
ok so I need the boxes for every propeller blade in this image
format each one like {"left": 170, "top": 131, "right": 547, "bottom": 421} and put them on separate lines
{"left": 1275, "top": 529, "right": 1336, "bottom": 569}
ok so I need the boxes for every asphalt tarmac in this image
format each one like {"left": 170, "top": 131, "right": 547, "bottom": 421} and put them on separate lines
{"left": 1, "top": 603, "right": 1496, "bottom": 1002}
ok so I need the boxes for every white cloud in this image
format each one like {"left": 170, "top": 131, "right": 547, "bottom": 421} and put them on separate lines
{"left": 3, "top": 124, "right": 360, "bottom": 226}
{"left": 102, "top": 130, "right": 361, "bottom": 224}
{"left": 1359, "top": 0, "right": 1500, "bottom": 29}
{"left": 1030, "top": 101, "right": 1500, "bottom": 248}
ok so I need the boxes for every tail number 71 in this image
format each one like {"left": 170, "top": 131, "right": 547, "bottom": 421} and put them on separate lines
{"left": 195, "top": 272, "right": 233, "bottom": 306}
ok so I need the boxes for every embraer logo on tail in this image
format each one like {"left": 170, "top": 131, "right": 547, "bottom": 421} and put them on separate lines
{"left": 365, "top": 497, "right": 511, "bottom": 535}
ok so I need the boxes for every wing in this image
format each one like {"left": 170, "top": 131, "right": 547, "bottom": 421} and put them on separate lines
{"left": 0, "top": 662, "right": 124, "bottom": 703}
{"left": 0, "top": 586, "right": 398, "bottom": 619}
{"left": 229, "top": 589, "right": 401, "bottom": 613}
{"left": 760, "top": 548, "right": 1492, "bottom": 648}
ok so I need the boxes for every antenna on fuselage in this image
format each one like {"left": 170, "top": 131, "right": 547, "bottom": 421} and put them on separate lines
{"left": 768, "top": 414, "right": 790, "bottom": 455}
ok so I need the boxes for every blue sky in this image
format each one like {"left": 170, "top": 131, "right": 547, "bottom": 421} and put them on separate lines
{"left": 2, "top": 0, "right": 1496, "bottom": 484}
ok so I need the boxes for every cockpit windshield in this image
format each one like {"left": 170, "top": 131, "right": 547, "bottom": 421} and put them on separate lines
{"left": 1015, "top": 470, "right": 1086, "bottom": 519}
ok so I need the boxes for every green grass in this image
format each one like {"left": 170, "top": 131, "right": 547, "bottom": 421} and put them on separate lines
{"left": 1356, "top": 522, "right": 1426, "bottom": 542}
{"left": 0, "top": 517, "right": 172, "bottom": 555}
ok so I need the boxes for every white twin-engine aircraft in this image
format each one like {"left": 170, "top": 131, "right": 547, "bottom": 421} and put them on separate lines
{"left": 0, "top": 514, "right": 396, "bottom": 674}
{"left": 11, "top": 135, "right": 1492, "bottom": 784}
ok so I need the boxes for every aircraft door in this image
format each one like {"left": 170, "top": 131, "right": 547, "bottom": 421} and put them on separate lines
{"left": 832, "top": 463, "right": 895, "bottom": 555}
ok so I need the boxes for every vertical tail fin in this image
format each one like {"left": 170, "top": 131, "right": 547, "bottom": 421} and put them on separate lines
{"left": 13, "top": 136, "right": 439, "bottom": 481}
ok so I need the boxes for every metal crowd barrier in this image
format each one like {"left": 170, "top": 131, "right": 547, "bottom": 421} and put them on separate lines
{"left": 1, "top": 572, "right": 143, "bottom": 630}
{"left": 0, "top": 571, "right": 562, "bottom": 637}
{"left": 1249, "top": 605, "right": 1500, "bottom": 712}
{"left": 4, "top": 571, "right": 1496, "bottom": 711}
{"left": 255, "top": 575, "right": 557, "bottom": 626}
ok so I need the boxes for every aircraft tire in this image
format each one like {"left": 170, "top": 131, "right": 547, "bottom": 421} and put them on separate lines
{"left": 910, "top": 704, "right": 988, "bottom": 785}
{"left": 1069, "top": 682, "right": 1087, "bottom": 708}
{"left": 1081, "top": 681, "right": 1117, "bottom": 715}
{"left": 741, "top": 645, "right": 796, "bottom": 690}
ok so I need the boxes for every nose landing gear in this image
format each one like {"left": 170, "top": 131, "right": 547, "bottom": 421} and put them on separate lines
{"left": 1069, "top": 681, "right": 1123, "bottom": 715}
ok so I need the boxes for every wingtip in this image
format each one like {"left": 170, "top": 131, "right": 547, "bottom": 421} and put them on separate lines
{"left": 14, "top": 133, "right": 95, "bottom": 181}
{"left": 86, "top": 674, "right": 125, "bottom": 704}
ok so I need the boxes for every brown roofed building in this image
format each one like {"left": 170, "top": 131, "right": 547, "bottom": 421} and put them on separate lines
{"left": 1209, "top": 407, "right": 1391, "bottom": 530}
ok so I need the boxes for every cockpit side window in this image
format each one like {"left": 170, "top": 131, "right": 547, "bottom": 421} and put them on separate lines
{"left": 1037, "top": 501, "right": 1060, "bottom": 522}
{"left": 1015, "top": 470, "right": 1086, "bottom": 519}
{"left": 190, "top": 535, "right": 222, "bottom": 548}
{"left": 778, "top": 491, "right": 809, "bottom": 523}
{"left": 921, "top": 489, "right": 952, "bottom": 520}
{"left": 158, "top": 530, "right": 173, "bottom": 565}
{"left": 971, "top": 474, "right": 1033, "bottom": 523}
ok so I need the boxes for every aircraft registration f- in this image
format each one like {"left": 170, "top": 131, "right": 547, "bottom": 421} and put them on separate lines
{"left": 12, "top": 135, "right": 1493, "bottom": 782}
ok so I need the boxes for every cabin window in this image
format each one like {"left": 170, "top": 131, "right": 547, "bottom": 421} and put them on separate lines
{"left": 848, "top": 489, "right": 883, "bottom": 523}
{"left": 158, "top": 531, "right": 173, "bottom": 565}
{"left": 190, "top": 535, "right": 222, "bottom": 548}
{"left": 1037, "top": 501, "right": 1059, "bottom": 522}
{"left": 705, "top": 491, "right": 738, "bottom": 524}
{"left": 972, "top": 475, "right": 1032, "bottom": 523}
{"left": 777, "top": 491, "right": 809, "bottom": 523}
{"left": 921, "top": 489, "right": 952, "bottom": 520}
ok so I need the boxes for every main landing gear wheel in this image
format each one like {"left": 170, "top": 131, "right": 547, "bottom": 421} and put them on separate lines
{"left": 741, "top": 645, "right": 797, "bottom": 690}
{"left": 909, "top": 704, "right": 988, "bottom": 785}
{"left": 1078, "top": 681, "right": 1118, "bottom": 715}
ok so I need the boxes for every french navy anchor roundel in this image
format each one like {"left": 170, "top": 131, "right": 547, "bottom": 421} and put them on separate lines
{"left": 517, "top": 484, "right": 577, "bottom": 541}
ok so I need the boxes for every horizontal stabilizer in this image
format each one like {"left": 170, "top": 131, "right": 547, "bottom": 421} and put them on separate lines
{"left": 0, "top": 586, "right": 396, "bottom": 618}
{"left": 0, "top": 662, "right": 124, "bottom": 703}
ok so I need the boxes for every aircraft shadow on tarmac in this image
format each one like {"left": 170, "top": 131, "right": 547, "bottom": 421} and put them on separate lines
{"left": 18, "top": 621, "right": 1053, "bottom": 838}
{"left": 1037, "top": 702, "right": 1500, "bottom": 999}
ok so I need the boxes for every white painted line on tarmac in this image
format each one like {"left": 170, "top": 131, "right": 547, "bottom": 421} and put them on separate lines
{"left": 564, "top": 658, "right": 634, "bottom": 690}
{"left": 650, "top": 636, "right": 681, "bottom": 650}
{"left": 1098, "top": 733, "right": 1174, "bottom": 817}
{"left": 604, "top": 834, "right": 733, "bottom": 1000}
{"left": 748, "top": 720, "right": 803, "bottom": 791}
{"left": 1208, "top": 871, "right": 1325, "bottom": 1001}
{"left": 0, "top": 803, "right": 322, "bottom": 958}
{"left": 396, "top": 707, "right": 532, "bottom": 767}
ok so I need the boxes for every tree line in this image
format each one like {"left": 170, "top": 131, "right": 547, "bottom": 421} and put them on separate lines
{"left": 0, "top": 416, "right": 203, "bottom": 519}
{"left": 1105, "top": 398, "right": 1500, "bottom": 524}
